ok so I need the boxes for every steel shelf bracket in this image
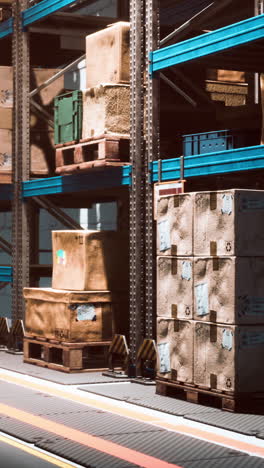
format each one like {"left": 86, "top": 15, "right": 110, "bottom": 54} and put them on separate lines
{"left": 22, "top": 0, "right": 79, "bottom": 27}
{"left": 0, "top": 266, "right": 12, "bottom": 283}
{"left": 151, "top": 14, "right": 264, "bottom": 73}
{"left": 151, "top": 145, "right": 264, "bottom": 182}
{"left": 22, "top": 166, "right": 131, "bottom": 198}
{"left": 0, "top": 17, "right": 13, "bottom": 38}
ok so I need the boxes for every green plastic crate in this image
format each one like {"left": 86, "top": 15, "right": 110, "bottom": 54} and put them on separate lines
{"left": 54, "top": 90, "right": 83, "bottom": 145}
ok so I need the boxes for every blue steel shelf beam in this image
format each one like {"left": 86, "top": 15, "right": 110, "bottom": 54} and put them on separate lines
{"left": 151, "top": 14, "right": 264, "bottom": 73}
{"left": 0, "top": 18, "right": 13, "bottom": 38}
{"left": 152, "top": 145, "right": 264, "bottom": 182}
{"left": 0, "top": 266, "right": 12, "bottom": 283}
{"left": 3, "top": 145, "right": 264, "bottom": 200}
{"left": 22, "top": 166, "right": 131, "bottom": 197}
{"left": 22, "top": 0, "right": 82, "bottom": 27}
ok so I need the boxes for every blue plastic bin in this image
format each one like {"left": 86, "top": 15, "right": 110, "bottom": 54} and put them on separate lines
{"left": 183, "top": 129, "right": 247, "bottom": 156}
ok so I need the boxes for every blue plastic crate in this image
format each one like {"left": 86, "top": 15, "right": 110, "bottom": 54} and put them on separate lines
{"left": 183, "top": 129, "right": 247, "bottom": 156}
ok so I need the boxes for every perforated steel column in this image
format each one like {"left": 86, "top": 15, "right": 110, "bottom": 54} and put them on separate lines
{"left": 11, "top": 0, "right": 30, "bottom": 321}
{"left": 129, "top": 0, "right": 145, "bottom": 372}
{"left": 145, "top": 0, "right": 160, "bottom": 339}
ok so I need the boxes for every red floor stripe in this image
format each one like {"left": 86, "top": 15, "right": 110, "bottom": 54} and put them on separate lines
{"left": 0, "top": 403, "right": 181, "bottom": 468}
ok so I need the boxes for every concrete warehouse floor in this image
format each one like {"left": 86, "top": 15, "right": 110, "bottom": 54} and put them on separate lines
{"left": 0, "top": 353, "right": 264, "bottom": 468}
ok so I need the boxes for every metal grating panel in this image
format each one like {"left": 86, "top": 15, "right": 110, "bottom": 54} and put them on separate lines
{"left": 79, "top": 382, "right": 218, "bottom": 415}
{"left": 0, "top": 353, "right": 130, "bottom": 384}
{"left": 0, "top": 416, "right": 52, "bottom": 444}
{"left": 104, "top": 431, "right": 246, "bottom": 464}
{"left": 179, "top": 457, "right": 264, "bottom": 468}
{"left": 37, "top": 436, "right": 140, "bottom": 468}
{"left": 38, "top": 410, "right": 164, "bottom": 437}
{"left": 185, "top": 411, "right": 264, "bottom": 437}
{"left": 0, "top": 380, "right": 106, "bottom": 415}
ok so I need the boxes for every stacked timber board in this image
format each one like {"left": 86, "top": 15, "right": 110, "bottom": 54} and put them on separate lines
{"left": 23, "top": 230, "right": 129, "bottom": 372}
{"left": 55, "top": 22, "right": 130, "bottom": 174}
{"left": 156, "top": 189, "right": 264, "bottom": 409}
{"left": 0, "top": 66, "right": 64, "bottom": 182}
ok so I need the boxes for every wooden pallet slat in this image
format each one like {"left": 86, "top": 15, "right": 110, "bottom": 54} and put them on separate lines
{"left": 55, "top": 134, "right": 130, "bottom": 175}
{"left": 23, "top": 336, "right": 111, "bottom": 373}
{"left": 156, "top": 378, "right": 264, "bottom": 413}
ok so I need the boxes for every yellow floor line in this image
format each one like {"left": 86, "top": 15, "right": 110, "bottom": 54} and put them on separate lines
{"left": 0, "top": 433, "right": 74, "bottom": 468}
{"left": 1, "top": 372, "right": 264, "bottom": 458}
{"left": 0, "top": 373, "right": 157, "bottom": 423}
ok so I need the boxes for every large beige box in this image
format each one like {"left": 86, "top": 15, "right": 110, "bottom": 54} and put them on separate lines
{"left": 194, "top": 256, "right": 264, "bottom": 325}
{"left": 24, "top": 288, "right": 117, "bottom": 342}
{"left": 52, "top": 230, "right": 128, "bottom": 291}
{"left": 86, "top": 22, "right": 130, "bottom": 88}
{"left": 82, "top": 84, "right": 130, "bottom": 140}
{"left": 157, "top": 193, "right": 194, "bottom": 256}
{"left": 194, "top": 321, "right": 264, "bottom": 393}
{"left": 157, "top": 256, "right": 193, "bottom": 319}
{"left": 194, "top": 189, "right": 264, "bottom": 256}
{"left": 157, "top": 317, "right": 193, "bottom": 383}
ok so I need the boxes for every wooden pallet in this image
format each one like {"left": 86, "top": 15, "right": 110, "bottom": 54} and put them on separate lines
{"left": 55, "top": 134, "right": 130, "bottom": 175}
{"left": 23, "top": 336, "right": 111, "bottom": 373}
{"left": 156, "top": 378, "right": 264, "bottom": 413}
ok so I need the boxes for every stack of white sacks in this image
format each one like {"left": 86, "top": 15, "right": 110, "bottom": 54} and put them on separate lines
{"left": 156, "top": 189, "right": 264, "bottom": 394}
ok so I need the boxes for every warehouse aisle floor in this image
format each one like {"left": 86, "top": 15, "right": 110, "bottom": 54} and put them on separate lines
{"left": 0, "top": 355, "right": 264, "bottom": 467}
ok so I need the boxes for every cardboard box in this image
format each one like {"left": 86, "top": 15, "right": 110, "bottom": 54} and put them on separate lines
{"left": 24, "top": 288, "right": 114, "bottom": 342}
{"left": 0, "top": 128, "right": 54, "bottom": 176}
{"left": 157, "top": 317, "right": 193, "bottom": 383}
{"left": 194, "top": 256, "right": 264, "bottom": 324}
{"left": 157, "top": 193, "right": 194, "bottom": 256}
{"left": 0, "top": 65, "right": 64, "bottom": 109}
{"left": 194, "top": 321, "right": 264, "bottom": 393}
{"left": 194, "top": 189, "right": 264, "bottom": 256}
{"left": 86, "top": 22, "right": 130, "bottom": 87}
{"left": 52, "top": 230, "right": 129, "bottom": 291}
{"left": 157, "top": 256, "right": 193, "bottom": 319}
{"left": 82, "top": 84, "right": 130, "bottom": 139}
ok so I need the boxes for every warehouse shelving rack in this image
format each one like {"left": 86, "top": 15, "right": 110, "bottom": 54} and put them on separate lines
{"left": 0, "top": 0, "right": 263, "bottom": 374}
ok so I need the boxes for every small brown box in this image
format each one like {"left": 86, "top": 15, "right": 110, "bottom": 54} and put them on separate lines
{"left": 86, "top": 22, "right": 130, "bottom": 88}
{"left": 157, "top": 193, "right": 194, "bottom": 256}
{"left": 52, "top": 230, "right": 128, "bottom": 292}
{"left": 0, "top": 65, "right": 64, "bottom": 109}
{"left": 194, "top": 321, "right": 264, "bottom": 393}
{"left": 82, "top": 84, "right": 130, "bottom": 140}
{"left": 0, "top": 128, "right": 54, "bottom": 176}
{"left": 24, "top": 288, "right": 116, "bottom": 342}
{"left": 157, "top": 317, "right": 193, "bottom": 384}
{"left": 157, "top": 256, "right": 193, "bottom": 319}
{"left": 194, "top": 256, "right": 264, "bottom": 325}
{"left": 194, "top": 189, "right": 264, "bottom": 256}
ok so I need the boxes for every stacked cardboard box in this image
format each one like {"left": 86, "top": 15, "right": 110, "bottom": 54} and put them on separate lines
{"left": 23, "top": 230, "right": 129, "bottom": 371}
{"left": 157, "top": 189, "right": 264, "bottom": 394}
{"left": 82, "top": 22, "right": 130, "bottom": 140}
{"left": 0, "top": 66, "right": 64, "bottom": 182}
{"left": 54, "top": 22, "right": 130, "bottom": 174}
{"left": 156, "top": 193, "right": 194, "bottom": 384}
